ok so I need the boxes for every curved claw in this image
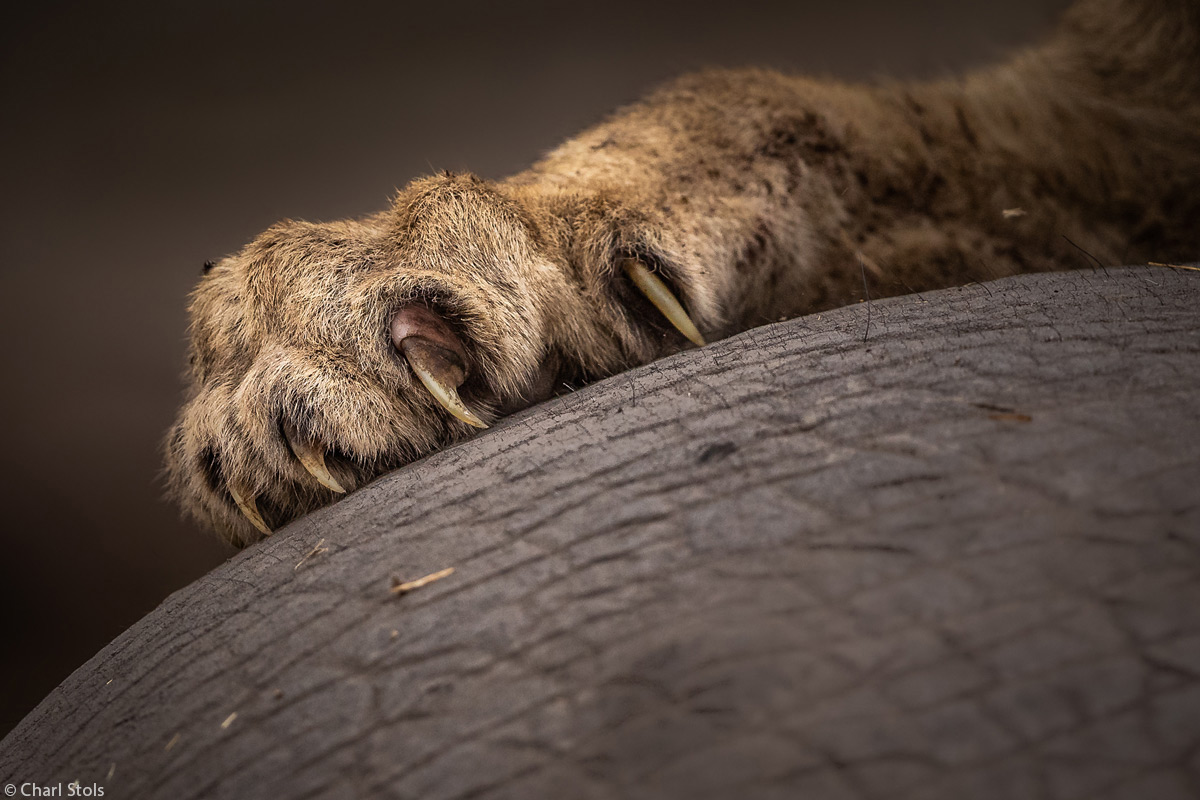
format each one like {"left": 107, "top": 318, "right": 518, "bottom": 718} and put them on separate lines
{"left": 282, "top": 422, "right": 346, "bottom": 493}
{"left": 228, "top": 482, "right": 271, "bottom": 535}
{"left": 403, "top": 339, "right": 489, "bottom": 429}
{"left": 622, "top": 259, "right": 706, "bottom": 347}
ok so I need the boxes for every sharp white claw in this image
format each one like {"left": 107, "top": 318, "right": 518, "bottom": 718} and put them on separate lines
{"left": 621, "top": 259, "right": 706, "bottom": 347}
{"left": 228, "top": 483, "right": 271, "bottom": 535}
{"left": 283, "top": 423, "right": 346, "bottom": 493}
{"left": 407, "top": 354, "right": 489, "bottom": 428}
{"left": 392, "top": 307, "right": 489, "bottom": 429}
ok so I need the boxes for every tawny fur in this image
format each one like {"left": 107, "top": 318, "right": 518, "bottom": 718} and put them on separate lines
{"left": 167, "top": 0, "right": 1200, "bottom": 545}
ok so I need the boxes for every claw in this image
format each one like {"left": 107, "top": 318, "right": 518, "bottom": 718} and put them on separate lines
{"left": 402, "top": 338, "right": 489, "bottom": 428}
{"left": 391, "top": 305, "right": 489, "bottom": 429}
{"left": 621, "top": 259, "right": 706, "bottom": 347}
{"left": 228, "top": 482, "right": 271, "bottom": 535}
{"left": 282, "top": 421, "right": 346, "bottom": 493}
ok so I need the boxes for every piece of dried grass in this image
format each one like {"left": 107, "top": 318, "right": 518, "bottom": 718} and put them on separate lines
{"left": 1148, "top": 261, "right": 1200, "bottom": 273}
{"left": 294, "top": 538, "right": 329, "bottom": 571}
{"left": 390, "top": 567, "right": 455, "bottom": 596}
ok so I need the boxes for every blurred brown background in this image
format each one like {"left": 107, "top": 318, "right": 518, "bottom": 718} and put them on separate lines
{"left": 0, "top": 0, "right": 1069, "bottom": 735}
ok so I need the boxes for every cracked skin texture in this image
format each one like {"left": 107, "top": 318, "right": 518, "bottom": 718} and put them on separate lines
{"left": 165, "top": 0, "right": 1200, "bottom": 544}
{"left": 5, "top": 268, "right": 1200, "bottom": 798}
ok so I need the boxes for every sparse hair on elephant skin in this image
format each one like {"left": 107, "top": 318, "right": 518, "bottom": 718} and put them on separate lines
{"left": 165, "top": 0, "right": 1200, "bottom": 546}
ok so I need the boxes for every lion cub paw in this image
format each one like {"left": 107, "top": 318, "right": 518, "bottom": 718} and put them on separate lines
{"left": 166, "top": 174, "right": 711, "bottom": 545}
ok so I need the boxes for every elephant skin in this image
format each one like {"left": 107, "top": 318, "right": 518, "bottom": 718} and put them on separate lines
{"left": 2, "top": 266, "right": 1199, "bottom": 799}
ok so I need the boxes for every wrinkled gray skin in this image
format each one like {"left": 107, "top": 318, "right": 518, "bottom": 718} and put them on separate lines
{"left": 4, "top": 267, "right": 1200, "bottom": 799}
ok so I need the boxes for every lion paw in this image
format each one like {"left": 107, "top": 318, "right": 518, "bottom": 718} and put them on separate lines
{"left": 166, "top": 173, "right": 710, "bottom": 544}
